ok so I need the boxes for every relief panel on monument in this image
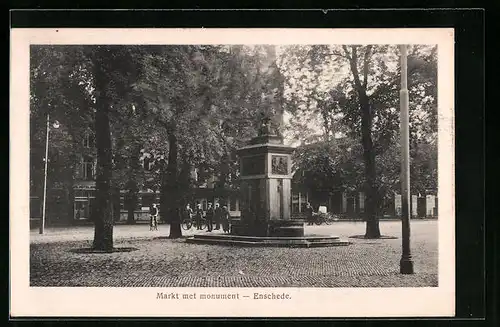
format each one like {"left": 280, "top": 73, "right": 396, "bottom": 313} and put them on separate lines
{"left": 271, "top": 155, "right": 288, "bottom": 175}
{"left": 241, "top": 155, "right": 266, "bottom": 176}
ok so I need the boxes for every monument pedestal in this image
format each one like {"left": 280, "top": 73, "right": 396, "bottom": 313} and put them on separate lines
{"left": 186, "top": 126, "right": 351, "bottom": 247}
{"left": 231, "top": 134, "right": 303, "bottom": 237}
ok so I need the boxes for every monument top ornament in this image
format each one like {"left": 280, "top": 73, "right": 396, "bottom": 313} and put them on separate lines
{"left": 258, "top": 117, "right": 272, "bottom": 136}
{"left": 250, "top": 111, "right": 283, "bottom": 145}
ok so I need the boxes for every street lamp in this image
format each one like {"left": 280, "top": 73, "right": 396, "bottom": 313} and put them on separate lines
{"left": 399, "top": 44, "right": 414, "bottom": 274}
{"left": 40, "top": 112, "right": 59, "bottom": 234}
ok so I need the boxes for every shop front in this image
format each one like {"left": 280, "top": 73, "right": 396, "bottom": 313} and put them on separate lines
{"left": 73, "top": 183, "right": 95, "bottom": 221}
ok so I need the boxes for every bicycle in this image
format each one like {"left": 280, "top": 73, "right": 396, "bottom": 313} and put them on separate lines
{"left": 181, "top": 216, "right": 207, "bottom": 230}
{"left": 313, "top": 212, "right": 332, "bottom": 225}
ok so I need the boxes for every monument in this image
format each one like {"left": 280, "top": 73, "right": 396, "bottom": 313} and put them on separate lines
{"left": 186, "top": 45, "right": 349, "bottom": 247}
{"left": 231, "top": 114, "right": 303, "bottom": 237}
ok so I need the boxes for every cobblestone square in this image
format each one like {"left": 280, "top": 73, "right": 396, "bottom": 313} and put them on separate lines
{"left": 30, "top": 220, "right": 438, "bottom": 287}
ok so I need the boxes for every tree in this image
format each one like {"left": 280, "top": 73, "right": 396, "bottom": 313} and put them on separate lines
{"left": 90, "top": 45, "right": 143, "bottom": 249}
{"left": 132, "top": 46, "right": 209, "bottom": 238}
{"left": 133, "top": 45, "right": 274, "bottom": 238}
{"left": 90, "top": 47, "right": 116, "bottom": 250}
{"left": 32, "top": 45, "right": 144, "bottom": 250}
{"left": 293, "top": 139, "right": 354, "bottom": 206}
{"left": 111, "top": 104, "right": 155, "bottom": 224}
{"left": 279, "top": 45, "right": 437, "bottom": 237}
{"left": 280, "top": 45, "right": 387, "bottom": 237}
{"left": 342, "top": 45, "right": 381, "bottom": 237}
{"left": 30, "top": 45, "right": 95, "bottom": 224}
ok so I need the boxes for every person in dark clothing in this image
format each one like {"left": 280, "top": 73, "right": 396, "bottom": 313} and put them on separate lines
{"left": 150, "top": 204, "right": 159, "bottom": 231}
{"left": 305, "top": 202, "right": 314, "bottom": 226}
{"left": 194, "top": 203, "right": 204, "bottom": 230}
{"left": 214, "top": 203, "right": 222, "bottom": 230}
{"left": 205, "top": 202, "right": 214, "bottom": 232}
{"left": 221, "top": 205, "right": 231, "bottom": 233}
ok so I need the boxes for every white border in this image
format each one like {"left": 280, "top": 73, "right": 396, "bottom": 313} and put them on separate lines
{"left": 10, "top": 28, "right": 455, "bottom": 317}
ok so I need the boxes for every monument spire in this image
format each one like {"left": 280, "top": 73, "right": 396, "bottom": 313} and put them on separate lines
{"left": 259, "top": 45, "right": 285, "bottom": 138}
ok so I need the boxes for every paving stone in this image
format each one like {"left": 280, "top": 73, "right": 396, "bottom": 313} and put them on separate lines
{"left": 29, "top": 221, "right": 438, "bottom": 287}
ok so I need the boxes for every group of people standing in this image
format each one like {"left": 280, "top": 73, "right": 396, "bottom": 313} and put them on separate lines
{"left": 184, "top": 202, "right": 231, "bottom": 233}
{"left": 149, "top": 202, "right": 231, "bottom": 233}
{"left": 150, "top": 201, "right": 314, "bottom": 231}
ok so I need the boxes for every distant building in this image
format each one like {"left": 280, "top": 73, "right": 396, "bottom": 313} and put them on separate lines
{"left": 73, "top": 129, "right": 97, "bottom": 221}
{"left": 288, "top": 136, "right": 438, "bottom": 219}
{"left": 291, "top": 187, "right": 437, "bottom": 219}
{"left": 290, "top": 181, "right": 369, "bottom": 218}
{"left": 30, "top": 127, "right": 240, "bottom": 226}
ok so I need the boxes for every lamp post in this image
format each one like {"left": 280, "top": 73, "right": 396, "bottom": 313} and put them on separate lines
{"left": 40, "top": 112, "right": 59, "bottom": 234}
{"left": 399, "top": 44, "right": 414, "bottom": 274}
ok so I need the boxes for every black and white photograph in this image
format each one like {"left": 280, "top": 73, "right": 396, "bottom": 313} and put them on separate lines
{"left": 11, "top": 28, "right": 455, "bottom": 317}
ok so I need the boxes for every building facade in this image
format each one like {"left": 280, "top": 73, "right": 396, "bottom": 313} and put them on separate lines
{"left": 30, "top": 127, "right": 241, "bottom": 226}
{"left": 291, "top": 187, "right": 438, "bottom": 219}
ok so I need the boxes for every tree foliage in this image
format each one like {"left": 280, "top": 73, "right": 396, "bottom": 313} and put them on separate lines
{"left": 130, "top": 45, "right": 278, "bottom": 237}
{"left": 280, "top": 44, "right": 438, "bottom": 234}
{"left": 30, "top": 45, "right": 143, "bottom": 250}
{"left": 29, "top": 43, "right": 436, "bottom": 244}
{"left": 30, "top": 46, "right": 96, "bottom": 222}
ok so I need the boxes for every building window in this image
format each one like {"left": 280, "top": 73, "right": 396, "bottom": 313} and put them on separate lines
{"left": 359, "top": 192, "right": 365, "bottom": 213}
{"left": 292, "top": 192, "right": 308, "bottom": 213}
{"left": 83, "top": 132, "right": 95, "bottom": 148}
{"left": 82, "top": 156, "right": 94, "bottom": 180}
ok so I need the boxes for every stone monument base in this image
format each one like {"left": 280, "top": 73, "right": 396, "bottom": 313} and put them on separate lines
{"left": 231, "top": 220, "right": 305, "bottom": 237}
{"left": 187, "top": 219, "right": 351, "bottom": 248}
{"left": 186, "top": 233, "right": 351, "bottom": 248}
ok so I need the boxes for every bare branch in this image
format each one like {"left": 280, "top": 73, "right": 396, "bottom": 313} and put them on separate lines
{"left": 344, "top": 46, "right": 363, "bottom": 93}
{"left": 362, "top": 45, "right": 373, "bottom": 89}
{"left": 331, "top": 49, "right": 350, "bottom": 59}
{"left": 341, "top": 45, "right": 352, "bottom": 60}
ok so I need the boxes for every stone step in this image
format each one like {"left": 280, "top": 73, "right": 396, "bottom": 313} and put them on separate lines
{"left": 192, "top": 234, "right": 341, "bottom": 243}
{"left": 186, "top": 235, "right": 351, "bottom": 248}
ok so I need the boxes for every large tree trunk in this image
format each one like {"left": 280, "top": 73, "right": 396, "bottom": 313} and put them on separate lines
{"left": 92, "top": 47, "right": 114, "bottom": 251}
{"left": 165, "top": 133, "right": 182, "bottom": 239}
{"left": 360, "top": 95, "right": 381, "bottom": 238}
{"left": 343, "top": 45, "right": 381, "bottom": 238}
